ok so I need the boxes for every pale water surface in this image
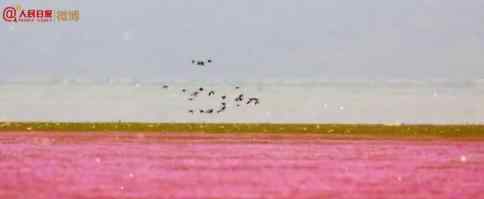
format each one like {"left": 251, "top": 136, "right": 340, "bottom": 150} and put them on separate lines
{"left": 1, "top": 80, "right": 483, "bottom": 124}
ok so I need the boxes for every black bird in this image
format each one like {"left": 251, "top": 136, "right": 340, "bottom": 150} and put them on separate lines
{"left": 206, "top": 109, "right": 214, "bottom": 114}
{"left": 217, "top": 102, "right": 227, "bottom": 113}
{"left": 208, "top": 91, "right": 215, "bottom": 96}
{"left": 162, "top": 85, "right": 168, "bottom": 89}
{"left": 197, "top": 61, "right": 205, "bottom": 66}
{"left": 199, "top": 87, "right": 204, "bottom": 92}
{"left": 192, "top": 60, "right": 196, "bottom": 64}
{"left": 247, "top": 97, "right": 260, "bottom": 105}
{"left": 217, "top": 106, "right": 226, "bottom": 113}
{"left": 188, "top": 98, "right": 194, "bottom": 101}
{"left": 181, "top": 88, "right": 187, "bottom": 93}
{"left": 188, "top": 109, "right": 194, "bottom": 114}
{"left": 235, "top": 86, "right": 240, "bottom": 90}
{"left": 200, "top": 109, "right": 205, "bottom": 113}
{"left": 221, "top": 95, "right": 226, "bottom": 100}
{"left": 191, "top": 91, "right": 199, "bottom": 97}
{"left": 235, "top": 94, "right": 244, "bottom": 102}
{"left": 207, "top": 59, "right": 212, "bottom": 63}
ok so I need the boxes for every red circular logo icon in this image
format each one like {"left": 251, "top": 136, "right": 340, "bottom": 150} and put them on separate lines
{"left": 3, "top": 6, "right": 17, "bottom": 22}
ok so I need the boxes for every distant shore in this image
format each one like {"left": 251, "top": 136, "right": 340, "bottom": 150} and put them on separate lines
{"left": 1, "top": 122, "right": 483, "bottom": 139}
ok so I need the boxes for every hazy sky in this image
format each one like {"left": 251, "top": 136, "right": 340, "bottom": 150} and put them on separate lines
{"left": 1, "top": 0, "right": 484, "bottom": 81}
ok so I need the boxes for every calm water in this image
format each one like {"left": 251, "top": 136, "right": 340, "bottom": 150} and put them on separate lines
{"left": 0, "top": 80, "right": 483, "bottom": 124}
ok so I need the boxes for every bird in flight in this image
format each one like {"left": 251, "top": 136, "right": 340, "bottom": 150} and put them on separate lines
{"left": 235, "top": 94, "right": 244, "bottom": 102}
{"left": 192, "top": 58, "right": 213, "bottom": 66}
{"left": 217, "top": 102, "right": 227, "bottom": 113}
{"left": 247, "top": 97, "right": 260, "bottom": 105}
{"left": 191, "top": 91, "right": 199, "bottom": 97}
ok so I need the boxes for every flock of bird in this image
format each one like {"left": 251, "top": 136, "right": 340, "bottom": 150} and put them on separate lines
{"left": 160, "top": 58, "right": 260, "bottom": 115}
{"left": 191, "top": 58, "right": 212, "bottom": 67}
